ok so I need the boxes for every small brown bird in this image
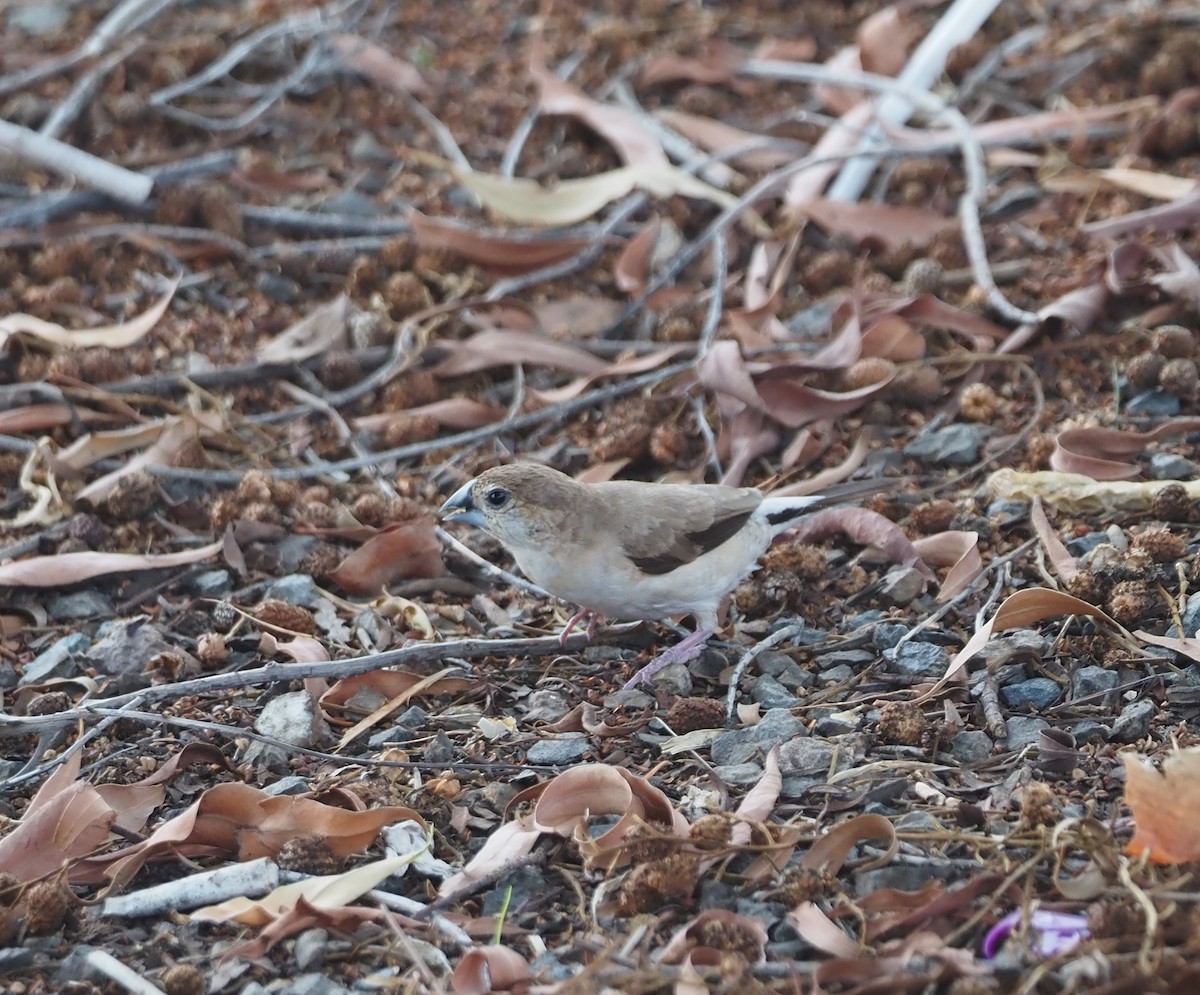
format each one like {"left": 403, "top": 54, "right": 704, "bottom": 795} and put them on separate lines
{"left": 439, "top": 463, "right": 888, "bottom": 688}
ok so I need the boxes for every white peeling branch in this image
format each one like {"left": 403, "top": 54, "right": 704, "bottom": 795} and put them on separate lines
{"left": 0, "top": 119, "right": 153, "bottom": 205}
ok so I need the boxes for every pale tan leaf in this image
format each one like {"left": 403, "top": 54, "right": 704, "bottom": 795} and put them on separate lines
{"left": 0, "top": 539, "right": 224, "bottom": 587}
{"left": 0, "top": 279, "right": 179, "bottom": 351}
{"left": 259, "top": 294, "right": 351, "bottom": 363}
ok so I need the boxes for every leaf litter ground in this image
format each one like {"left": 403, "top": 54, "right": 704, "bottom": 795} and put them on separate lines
{"left": 2, "top": 1, "right": 1200, "bottom": 993}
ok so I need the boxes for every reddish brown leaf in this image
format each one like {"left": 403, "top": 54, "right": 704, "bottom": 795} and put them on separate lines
{"left": 1125, "top": 748, "right": 1200, "bottom": 864}
{"left": 408, "top": 210, "right": 592, "bottom": 274}
{"left": 327, "top": 517, "right": 446, "bottom": 595}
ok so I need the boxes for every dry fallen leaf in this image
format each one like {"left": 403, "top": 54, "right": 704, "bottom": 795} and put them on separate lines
{"left": 0, "top": 539, "right": 225, "bottom": 587}
{"left": 0, "top": 278, "right": 179, "bottom": 352}
{"left": 1124, "top": 748, "right": 1200, "bottom": 863}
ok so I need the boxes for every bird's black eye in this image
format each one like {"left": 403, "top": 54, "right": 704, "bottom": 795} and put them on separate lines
{"left": 484, "top": 486, "right": 510, "bottom": 508}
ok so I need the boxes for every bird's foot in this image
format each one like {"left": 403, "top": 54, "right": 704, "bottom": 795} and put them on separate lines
{"left": 623, "top": 628, "right": 713, "bottom": 689}
{"left": 559, "top": 609, "right": 602, "bottom": 647}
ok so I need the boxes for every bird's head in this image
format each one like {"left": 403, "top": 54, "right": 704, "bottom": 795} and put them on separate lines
{"left": 438, "top": 463, "right": 578, "bottom": 551}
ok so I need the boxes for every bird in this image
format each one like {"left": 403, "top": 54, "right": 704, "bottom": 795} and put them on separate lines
{"left": 438, "top": 463, "right": 890, "bottom": 689}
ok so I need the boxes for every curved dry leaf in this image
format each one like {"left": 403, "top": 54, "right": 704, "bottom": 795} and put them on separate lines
{"left": 1124, "top": 748, "right": 1200, "bottom": 864}
{"left": 77, "top": 412, "right": 221, "bottom": 504}
{"left": 0, "top": 404, "right": 109, "bottom": 434}
{"left": 455, "top": 162, "right": 739, "bottom": 228}
{"left": 335, "top": 666, "right": 469, "bottom": 750}
{"left": 799, "top": 199, "right": 953, "bottom": 250}
{"left": 355, "top": 398, "right": 506, "bottom": 434}
{"left": 526, "top": 344, "right": 689, "bottom": 406}
{"left": 988, "top": 467, "right": 1200, "bottom": 514}
{"left": 788, "top": 901, "right": 861, "bottom": 958}
{"left": 0, "top": 751, "right": 115, "bottom": 881}
{"left": 801, "top": 813, "right": 898, "bottom": 875}
{"left": 718, "top": 407, "right": 780, "bottom": 487}
{"left": 735, "top": 745, "right": 781, "bottom": 825}
{"left": 659, "top": 909, "right": 769, "bottom": 965}
{"left": 193, "top": 853, "right": 421, "bottom": 926}
{"left": 451, "top": 945, "right": 532, "bottom": 995}
{"left": 1028, "top": 498, "right": 1078, "bottom": 583}
{"left": 0, "top": 538, "right": 224, "bottom": 587}
{"left": 614, "top": 216, "right": 661, "bottom": 295}
{"left": 321, "top": 669, "right": 477, "bottom": 720}
{"left": 408, "top": 210, "right": 591, "bottom": 273}
{"left": 533, "top": 296, "right": 626, "bottom": 339}
{"left": 933, "top": 588, "right": 1124, "bottom": 692}
{"left": 1137, "top": 631, "right": 1200, "bottom": 666}
{"left": 911, "top": 530, "right": 982, "bottom": 601}
{"left": 328, "top": 33, "right": 428, "bottom": 94}
{"left": 532, "top": 48, "right": 665, "bottom": 167}
{"left": 327, "top": 517, "right": 446, "bottom": 596}
{"left": 859, "top": 314, "right": 927, "bottom": 361}
{"left": 259, "top": 294, "right": 351, "bottom": 364}
{"left": 1150, "top": 242, "right": 1200, "bottom": 306}
{"left": 1051, "top": 420, "right": 1200, "bottom": 480}
{"left": 438, "top": 816, "right": 541, "bottom": 898}
{"left": 531, "top": 766, "right": 638, "bottom": 835}
{"left": 274, "top": 636, "right": 330, "bottom": 663}
{"left": 431, "top": 327, "right": 608, "bottom": 378}
{"left": 696, "top": 341, "right": 892, "bottom": 428}
{"left": 80, "top": 781, "right": 422, "bottom": 893}
{"left": 655, "top": 109, "right": 797, "bottom": 170}
{"left": 638, "top": 39, "right": 746, "bottom": 87}
{"left": 790, "top": 507, "right": 934, "bottom": 581}
{"left": 0, "top": 278, "right": 178, "bottom": 351}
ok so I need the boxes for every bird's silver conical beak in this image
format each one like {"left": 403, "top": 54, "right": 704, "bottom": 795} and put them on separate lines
{"left": 438, "top": 478, "right": 485, "bottom": 528}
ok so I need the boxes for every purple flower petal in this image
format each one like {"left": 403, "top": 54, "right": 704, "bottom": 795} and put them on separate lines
{"left": 982, "top": 909, "right": 1090, "bottom": 959}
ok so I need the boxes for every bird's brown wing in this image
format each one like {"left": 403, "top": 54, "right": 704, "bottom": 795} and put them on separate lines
{"left": 594, "top": 482, "right": 762, "bottom": 575}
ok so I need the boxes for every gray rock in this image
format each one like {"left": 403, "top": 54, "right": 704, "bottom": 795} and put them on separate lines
{"left": 854, "top": 864, "right": 936, "bottom": 894}
{"left": 1066, "top": 532, "right": 1113, "bottom": 556}
{"left": 1174, "top": 591, "right": 1200, "bottom": 638}
{"left": 1070, "top": 720, "right": 1108, "bottom": 745}
{"left": 281, "top": 973, "right": 352, "bottom": 995}
{"left": 820, "top": 665, "right": 855, "bottom": 683}
{"left": 21, "top": 633, "right": 90, "bottom": 685}
{"left": 526, "top": 734, "right": 590, "bottom": 766}
{"left": 1110, "top": 700, "right": 1155, "bottom": 743}
{"left": 889, "top": 641, "right": 945, "bottom": 679}
{"left": 813, "top": 714, "right": 859, "bottom": 736}
{"left": 264, "top": 776, "right": 309, "bottom": 796}
{"left": 904, "top": 424, "right": 989, "bottom": 465}
{"left": 275, "top": 535, "right": 321, "bottom": 573}
{"left": 951, "top": 730, "right": 993, "bottom": 764}
{"left": 986, "top": 499, "right": 1029, "bottom": 525}
{"left": 714, "top": 762, "right": 766, "bottom": 786}
{"left": 522, "top": 690, "right": 572, "bottom": 724}
{"left": 266, "top": 574, "right": 322, "bottom": 608}
{"left": 640, "top": 662, "right": 693, "bottom": 695}
{"left": 710, "top": 732, "right": 758, "bottom": 766}
{"left": 9, "top": 4, "right": 68, "bottom": 35}
{"left": 423, "top": 730, "right": 455, "bottom": 764}
{"left": 1149, "top": 452, "right": 1199, "bottom": 480}
{"left": 1073, "top": 666, "right": 1118, "bottom": 700}
{"left": 750, "top": 708, "right": 806, "bottom": 744}
{"left": 877, "top": 566, "right": 927, "bottom": 606}
{"left": 85, "top": 618, "right": 178, "bottom": 683}
{"left": 751, "top": 675, "right": 801, "bottom": 708}
{"left": 1004, "top": 715, "right": 1049, "bottom": 750}
{"left": 293, "top": 928, "right": 329, "bottom": 971}
{"left": 778, "top": 738, "right": 835, "bottom": 776}
{"left": 48, "top": 590, "right": 113, "bottom": 620}
{"left": 255, "top": 691, "right": 319, "bottom": 748}
{"left": 872, "top": 623, "right": 908, "bottom": 650}
{"left": 895, "top": 811, "right": 942, "bottom": 832}
{"left": 1001, "top": 678, "right": 1061, "bottom": 710}
{"left": 815, "top": 648, "right": 875, "bottom": 671}
{"left": 841, "top": 610, "right": 885, "bottom": 631}
{"left": 189, "top": 570, "right": 233, "bottom": 596}
{"left": 320, "top": 190, "right": 379, "bottom": 217}
{"left": 1125, "top": 390, "right": 1180, "bottom": 416}
{"left": 756, "top": 651, "right": 815, "bottom": 689}
{"left": 257, "top": 272, "right": 301, "bottom": 304}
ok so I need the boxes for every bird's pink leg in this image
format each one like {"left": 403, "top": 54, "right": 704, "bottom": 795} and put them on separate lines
{"left": 623, "top": 627, "right": 713, "bottom": 689}
{"left": 559, "top": 608, "right": 603, "bottom": 646}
